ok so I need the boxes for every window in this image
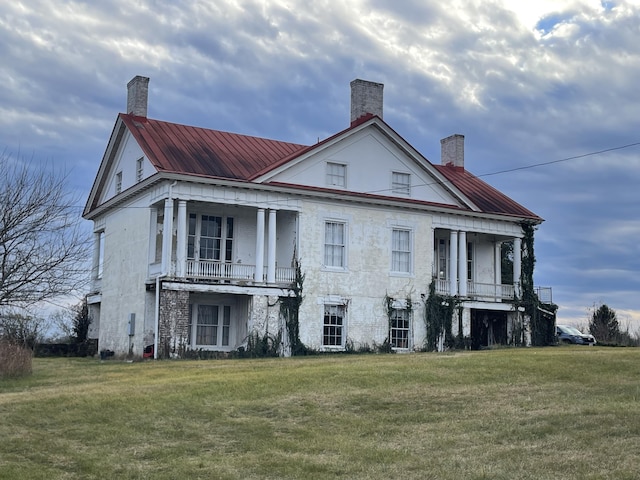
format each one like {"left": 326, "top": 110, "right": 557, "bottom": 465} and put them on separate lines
{"left": 115, "top": 171, "right": 122, "bottom": 194}
{"left": 392, "top": 172, "right": 411, "bottom": 195}
{"left": 437, "top": 238, "right": 447, "bottom": 279}
{"left": 390, "top": 308, "right": 410, "bottom": 349}
{"left": 326, "top": 162, "right": 346, "bottom": 187}
{"left": 136, "top": 157, "right": 144, "bottom": 182}
{"left": 392, "top": 229, "right": 411, "bottom": 273}
{"left": 324, "top": 221, "right": 346, "bottom": 268}
{"left": 188, "top": 214, "right": 234, "bottom": 262}
{"left": 323, "top": 304, "right": 345, "bottom": 346}
{"left": 96, "top": 231, "right": 105, "bottom": 279}
{"left": 155, "top": 209, "right": 164, "bottom": 263}
{"left": 195, "top": 304, "right": 231, "bottom": 347}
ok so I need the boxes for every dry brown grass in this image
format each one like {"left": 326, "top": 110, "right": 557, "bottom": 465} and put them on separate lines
{"left": 0, "top": 340, "right": 32, "bottom": 378}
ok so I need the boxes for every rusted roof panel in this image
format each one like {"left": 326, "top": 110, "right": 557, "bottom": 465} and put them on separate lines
{"left": 121, "top": 114, "right": 308, "bottom": 180}
{"left": 434, "top": 164, "right": 542, "bottom": 221}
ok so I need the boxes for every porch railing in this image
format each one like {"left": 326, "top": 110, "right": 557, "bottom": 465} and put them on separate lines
{"left": 433, "top": 279, "right": 552, "bottom": 303}
{"left": 434, "top": 280, "right": 514, "bottom": 300}
{"left": 185, "top": 260, "right": 295, "bottom": 285}
{"left": 467, "top": 282, "right": 515, "bottom": 301}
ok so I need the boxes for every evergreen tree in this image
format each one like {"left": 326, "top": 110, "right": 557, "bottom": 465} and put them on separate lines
{"left": 589, "top": 304, "right": 619, "bottom": 343}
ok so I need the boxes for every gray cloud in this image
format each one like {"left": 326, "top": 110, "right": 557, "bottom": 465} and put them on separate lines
{"left": 1, "top": 0, "right": 639, "bottom": 324}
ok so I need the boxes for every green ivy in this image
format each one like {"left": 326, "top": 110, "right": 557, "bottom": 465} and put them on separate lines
{"left": 517, "top": 222, "right": 557, "bottom": 346}
{"left": 423, "top": 280, "right": 459, "bottom": 351}
{"left": 279, "top": 257, "right": 308, "bottom": 356}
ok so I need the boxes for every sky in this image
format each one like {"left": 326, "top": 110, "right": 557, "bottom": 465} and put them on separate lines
{"left": 1, "top": 0, "right": 639, "bottom": 331}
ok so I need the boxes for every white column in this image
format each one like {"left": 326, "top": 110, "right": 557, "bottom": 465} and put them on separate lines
{"left": 513, "top": 237, "right": 522, "bottom": 297}
{"left": 449, "top": 230, "right": 458, "bottom": 296}
{"left": 458, "top": 231, "right": 467, "bottom": 297}
{"left": 176, "top": 200, "right": 187, "bottom": 278}
{"left": 255, "top": 208, "right": 265, "bottom": 282}
{"left": 494, "top": 241, "right": 502, "bottom": 286}
{"left": 162, "top": 198, "right": 174, "bottom": 275}
{"left": 267, "top": 209, "right": 277, "bottom": 283}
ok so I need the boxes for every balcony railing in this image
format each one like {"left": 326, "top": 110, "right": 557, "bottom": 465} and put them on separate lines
{"left": 468, "top": 282, "right": 515, "bottom": 300}
{"left": 185, "top": 260, "right": 295, "bottom": 285}
{"left": 434, "top": 279, "right": 552, "bottom": 303}
{"left": 435, "top": 280, "right": 514, "bottom": 300}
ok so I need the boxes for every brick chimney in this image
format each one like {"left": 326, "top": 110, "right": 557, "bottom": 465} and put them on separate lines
{"left": 127, "top": 76, "right": 149, "bottom": 117}
{"left": 440, "top": 134, "right": 465, "bottom": 168}
{"left": 350, "top": 79, "right": 383, "bottom": 125}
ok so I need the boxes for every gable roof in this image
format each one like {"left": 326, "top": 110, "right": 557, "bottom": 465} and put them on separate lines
{"left": 433, "top": 165, "right": 541, "bottom": 219}
{"left": 85, "top": 113, "right": 542, "bottom": 222}
{"left": 120, "top": 114, "right": 308, "bottom": 180}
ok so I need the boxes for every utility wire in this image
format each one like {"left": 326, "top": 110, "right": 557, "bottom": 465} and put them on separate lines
{"left": 11, "top": 141, "right": 640, "bottom": 209}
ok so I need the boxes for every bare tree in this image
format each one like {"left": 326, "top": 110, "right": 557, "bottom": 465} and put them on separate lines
{"left": 0, "top": 151, "right": 88, "bottom": 309}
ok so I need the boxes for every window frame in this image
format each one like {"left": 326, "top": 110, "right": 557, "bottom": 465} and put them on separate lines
{"left": 322, "top": 303, "right": 346, "bottom": 348}
{"left": 115, "top": 171, "right": 122, "bottom": 194}
{"left": 192, "top": 303, "right": 233, "bottom": 349}
{"left": 323, "top": 221, "right": 347, "bottom": 269}
{"left": 136, "top": 157, "right": 144, "bottom": 182}
{"left": 390, "top": 307, "right": 411, "bottom": 350}
{"left": 391, "top": 228, "right": 412, "bottom": 274}
{"left": 326, "top": 162, "right": 347, "bottom": 188}
{"left": 436, "top": 238, "right": 448, "bottom": 280}
{"left": 391, "top": 171, "right": 411, "bottom": 196}
{"left": 187, "top": 213, "right": 234, "bottom": 263}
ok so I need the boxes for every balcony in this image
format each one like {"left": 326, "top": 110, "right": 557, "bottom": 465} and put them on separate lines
{"left": 434, "top": 279, "right": 552, "bottom": 303}
{"left": 185, "top": 260, "right": 295, "bottom": 285}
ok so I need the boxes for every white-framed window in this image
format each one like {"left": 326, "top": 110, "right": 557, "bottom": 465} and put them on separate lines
{"left": 194, "top": 304, "right": 231, "bottom": 347}
{"left": 390, "top": 308, "right": 411, "bottom": 349}
{"left": 96, "top": 231, "right": 105, "bottom": 279}
{"left": 436, "top": 238, "right": 447, "bottom": 279}
{"left": 324, "top": 221, "right": 346, "bottom": 268}
{"left": 188, "top": 214, "right": 234, "bottom": 262}
{"left": 136, "top": 157, "right": 144, "bottom": 182}
{"left": 326, "top": 162, "right": 346, "bottom": 188}
{"left": 115, "top": 171, "right": 122, "bottom": 194}
{"left": 323, "top": 304, "right": 345, "bottom": 347}
{"left": 391, "top": 229, "right": 412, "bottom": 273}
{"left": 392, "top": 172, "right": 411, "bottom": 195}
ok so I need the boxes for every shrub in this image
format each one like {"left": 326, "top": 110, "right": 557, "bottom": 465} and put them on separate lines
{"left": 0, "top": 339, "right": 33, "bottom": 378}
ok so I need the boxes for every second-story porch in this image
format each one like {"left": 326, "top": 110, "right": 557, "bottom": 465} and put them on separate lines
{"left": 433, "top": 278, "right": 553, "bottom": 303}
{"left": 149, "top": 198, "right": 298, "bottom": 287}
{"left": 432, "top": 228, "right": 552, "bottom": 304}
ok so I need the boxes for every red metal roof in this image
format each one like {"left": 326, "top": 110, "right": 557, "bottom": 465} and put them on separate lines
{"left": 434, "top": 165, "right": 542, "bottom": 220}
{"left": 121, "top": 114, "right": 308, "bottom": 180}
{"left": 119, "top": 113, "right": 540, "bottom": 221}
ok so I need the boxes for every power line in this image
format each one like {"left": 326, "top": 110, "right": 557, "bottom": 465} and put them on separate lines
{"left": 10, "top": 140, "right": 640, "bottom": 210}
{"left": 476, "top": 142, "right": 640, "bottom": 179}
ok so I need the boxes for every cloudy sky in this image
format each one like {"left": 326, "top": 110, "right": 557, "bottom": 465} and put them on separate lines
{"left": 2, "top": 0, "right": 639, "bottom": 330}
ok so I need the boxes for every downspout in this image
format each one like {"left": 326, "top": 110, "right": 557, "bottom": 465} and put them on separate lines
{"left": 153, "top": 181, "right": 177, "bottom": 359}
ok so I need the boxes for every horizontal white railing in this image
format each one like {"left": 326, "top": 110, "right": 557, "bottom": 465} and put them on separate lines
{"left": 185, "top": 260, "right": 294, "bottom": 285}
{"left": 433, "top": 278, "right": 515, "bottom": 301}
{"left": 434, "top": 278, "right": 450, "bottom": 295}
{"left": 467, "top": 282, "right": 515, "bottom": 300}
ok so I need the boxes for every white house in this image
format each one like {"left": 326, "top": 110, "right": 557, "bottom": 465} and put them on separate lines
{"left": 83, "top": 76, "right": 551, "bottom": 358}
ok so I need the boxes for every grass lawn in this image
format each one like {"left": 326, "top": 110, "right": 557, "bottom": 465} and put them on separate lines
{"left": 1, "top": 347, "right": 640, "bottom": 479}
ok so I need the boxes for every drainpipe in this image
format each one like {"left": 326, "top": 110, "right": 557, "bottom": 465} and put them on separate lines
{"left": 153, "top": 181, "right": 177, "bottom": 359}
